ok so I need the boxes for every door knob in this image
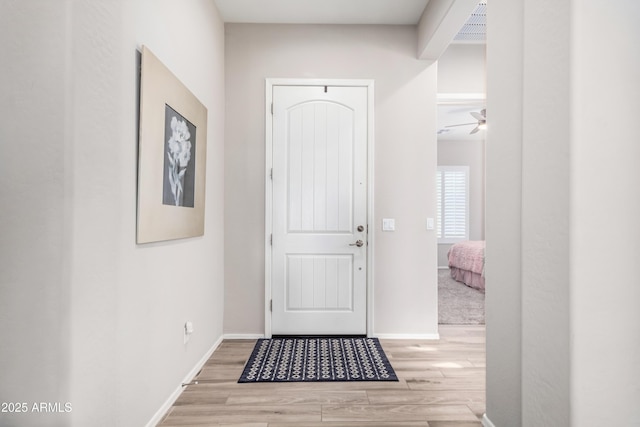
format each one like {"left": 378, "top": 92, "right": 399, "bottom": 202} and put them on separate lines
{"left": 349, "top": 240, "right": 364, "bottom": 247}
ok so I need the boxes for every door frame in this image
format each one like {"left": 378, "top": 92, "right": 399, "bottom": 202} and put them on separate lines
{"left": 264, "top": 78, "right": 375, "bottom": 338}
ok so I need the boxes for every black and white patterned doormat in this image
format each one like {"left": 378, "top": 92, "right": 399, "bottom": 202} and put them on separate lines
{"left": 238, "top": 337, "right": 398, "bottom": 382}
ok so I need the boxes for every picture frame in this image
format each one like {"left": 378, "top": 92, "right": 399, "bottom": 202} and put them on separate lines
{"left": 137, "top": 45, "right": 208, "bottom": 244}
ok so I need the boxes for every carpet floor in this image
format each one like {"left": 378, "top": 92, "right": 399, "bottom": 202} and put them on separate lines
{"left": 439, "top": 268, "right": 485, "bottom": 325}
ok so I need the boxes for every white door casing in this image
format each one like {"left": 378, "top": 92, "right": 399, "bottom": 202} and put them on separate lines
{"left": 265, "top": 79, "right": 374, "bottom": 336}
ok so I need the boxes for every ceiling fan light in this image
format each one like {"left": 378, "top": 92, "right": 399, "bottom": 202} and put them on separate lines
{"left": 478, "top": 122, "right": 487, "bottom": 130}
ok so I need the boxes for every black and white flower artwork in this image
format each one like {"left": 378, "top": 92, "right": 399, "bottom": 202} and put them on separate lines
{"left": 162, "top": 104, "right": 196, "bottom": 207}
{"left": 137, "top": 46, "right": 208, "bottom": 243}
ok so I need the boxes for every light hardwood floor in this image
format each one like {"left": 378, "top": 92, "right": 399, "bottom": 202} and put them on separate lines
{"left": 159, "top": 325, "right": 485, "bottom": 426}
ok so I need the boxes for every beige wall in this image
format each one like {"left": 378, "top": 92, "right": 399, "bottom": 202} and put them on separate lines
{"left": 0, "top": 1, "right": 225, "bottom": 426}
{"left": 224, "top": 24, "right": 439, "bottom": 337}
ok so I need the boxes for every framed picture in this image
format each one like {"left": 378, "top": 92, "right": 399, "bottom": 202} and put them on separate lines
{"left": 137, "top": 45, "right": 208, "bottom": 243}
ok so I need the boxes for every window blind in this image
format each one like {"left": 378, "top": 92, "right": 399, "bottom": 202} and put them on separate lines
{"left": 436, "top": 166, "right": 469, "bottom": 242}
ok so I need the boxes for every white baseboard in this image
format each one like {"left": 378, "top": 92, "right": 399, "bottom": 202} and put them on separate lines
{"left": 223, "top": 333, "right": 264, "bottom": 339}
{"left": 438, "top": 266, "right": 450, "bottom": 270}
{"left": 224, "top": 333, "right": 442, "bottom": 340}
{"left": 224, "top": 333, "right": 443, "bottom": 340}
{"left": 145, "top": 335, "right": 223, "bottom": 427}
{"left": 374, "top": 333, "right": 440, "bottom": 340}
{"left": 482, "top": 413, "right": 496, "bottom": 427}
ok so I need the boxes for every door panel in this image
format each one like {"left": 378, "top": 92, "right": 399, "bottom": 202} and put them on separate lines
{"left": 287, "top": 102, "right": 353, "bottom": 233}
{"left": 271, "top": 85, "right": 368, "bottom": 335}
{"left": 285, "top": 255, "right": 353, "bottom": 310}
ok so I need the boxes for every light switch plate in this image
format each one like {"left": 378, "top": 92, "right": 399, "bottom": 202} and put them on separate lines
{"left": 382, "top": 218, "right": 395, "bottom": 231}
{"left": 426, "top": 218, "right": 435, "bottom": 230}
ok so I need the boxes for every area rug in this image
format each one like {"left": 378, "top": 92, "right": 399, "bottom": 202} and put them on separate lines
{"left": 439, "top": 268, "right": 485, "bottom": 325}
{"left": 238, "top": 337, "right": 398, "bottom": 383}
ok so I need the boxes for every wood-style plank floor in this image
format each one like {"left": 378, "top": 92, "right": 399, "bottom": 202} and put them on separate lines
{"left": 159, "top": 325, "right": 485, "bottom": 426}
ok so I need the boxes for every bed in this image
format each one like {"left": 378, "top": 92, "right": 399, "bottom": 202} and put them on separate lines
{"left": 447, "top": 240, "right": 485, "bottom": 292}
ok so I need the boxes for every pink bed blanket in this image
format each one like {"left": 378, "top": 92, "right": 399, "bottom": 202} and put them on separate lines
{"left": 448, "top": 241, "right": 485, "bottom": 276}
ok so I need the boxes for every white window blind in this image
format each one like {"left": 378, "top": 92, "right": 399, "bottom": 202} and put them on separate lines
{"left": 436, "top": 166, "right": 469, "bottom": 243}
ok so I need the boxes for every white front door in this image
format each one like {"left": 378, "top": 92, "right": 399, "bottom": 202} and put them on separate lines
{"left": 270, "top": 83, "right": 369, "bottom": 335}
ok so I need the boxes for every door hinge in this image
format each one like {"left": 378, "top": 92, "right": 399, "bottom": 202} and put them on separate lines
{"left": 270, "top": 299, "right": 273, "bottom": 312}
{"left": 270, "top": 168, "right": 273, "bottom": 180}
{"left": 270, "top": 234, "right": 273, "bottom": 245}
{"left": 271, "top": 103, "right": 273, "bottom": 115}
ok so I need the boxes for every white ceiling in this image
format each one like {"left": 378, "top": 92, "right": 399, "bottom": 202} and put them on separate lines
{"left": 213, "top": 0, "right": 430, "bottom": 25}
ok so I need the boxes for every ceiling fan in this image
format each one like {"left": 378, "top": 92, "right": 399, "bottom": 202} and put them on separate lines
{"left": 445, "top": 108, "right": 487, "bottom": 134}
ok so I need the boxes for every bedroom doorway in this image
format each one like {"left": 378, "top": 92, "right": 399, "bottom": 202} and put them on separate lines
{"left": 436, "top": 95, "right": 486, "bottom": 325}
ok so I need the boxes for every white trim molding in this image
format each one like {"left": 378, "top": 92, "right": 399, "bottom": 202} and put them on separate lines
{"left": 145, "top": 335, "right": 223, "bottom": 427}
{"left": 374, "top": 333, "right": 440, "bottom": 340}
{"left": 223, "top": 333, "right": 264, "bottom": 340}
{"left": 482, "top": 413, "right": 496, "bottom": 427}
{"left": 437, "top": 92, "right": 486, "bottom": 105}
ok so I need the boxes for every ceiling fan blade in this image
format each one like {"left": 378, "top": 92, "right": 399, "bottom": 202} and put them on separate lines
{"left": 470, "top": 111, "right": 485, "bottom": 121}
{"left": 470, "top": 125, "right": 480, "bottom": 134}
{"left": 445, "top": 122, "right": 476, "bottom": 128}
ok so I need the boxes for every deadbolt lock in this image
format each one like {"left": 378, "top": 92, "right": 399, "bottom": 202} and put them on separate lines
{"left": 357, "top": 225, "right": 365, "bottom": 232}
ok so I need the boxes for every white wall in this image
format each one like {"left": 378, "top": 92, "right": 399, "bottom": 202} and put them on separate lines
{"left": 0, "top": 1, "right": 225, "bottom": 426}
{"left": 520, "top": 0, "right": 572, "bottom": 423}
{"left": 438, "top": 44, "right": 486, "bottom": 95}
{"left": 0, "top": 3, "right": 71, "bottom": 426}
{"left": 485, "top": 0, "right": 640, "bottom": 426}
{"left": 570, "top": 1, "right": 640, "bottom": 425}
{"left": 224, "top": 24, "right": 438, "bottom": 337}
{"left": 487, "top": 0, "right": 572, "bottom": 424}
{"left": 484, "top": 0, "right": 524, "bottom": 424}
